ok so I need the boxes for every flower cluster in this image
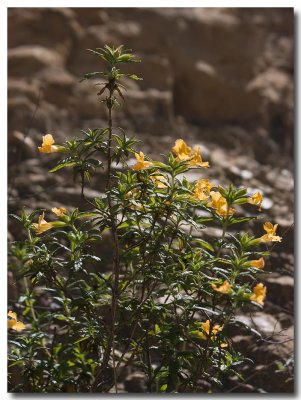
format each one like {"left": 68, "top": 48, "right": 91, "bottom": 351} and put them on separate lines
{"left": 131, "top": 139, "right": 267, "bottom": 220}
{"left": 37, "top": 136, "right": 282, "bottom": 311}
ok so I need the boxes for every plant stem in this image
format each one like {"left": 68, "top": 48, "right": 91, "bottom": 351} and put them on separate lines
{"left": 25, "top": 228, "right": 38, "bottom": 323}
{"left": 93, "top": 84, "right": 120, "bottom": 393}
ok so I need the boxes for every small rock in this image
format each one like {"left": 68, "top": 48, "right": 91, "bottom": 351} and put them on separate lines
{"left": 8, "top": 45, "right": 64, "bottom": 77}
{"left": 261, "top": 197, "right": 273, "bottom": 210}
{"left": 124, "top": 89, "right": 173, "bottom": 126}
{"left": 241, "top": 169, "right": 253, "bottom": 180}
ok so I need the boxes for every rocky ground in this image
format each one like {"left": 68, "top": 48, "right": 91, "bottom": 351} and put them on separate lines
{"left": 8, "top": 8, "right": 294, "bottom": 392}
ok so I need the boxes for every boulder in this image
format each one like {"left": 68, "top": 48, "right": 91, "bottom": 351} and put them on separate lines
{"left": 8, "top": 46, "right": 64, "bottom": 77}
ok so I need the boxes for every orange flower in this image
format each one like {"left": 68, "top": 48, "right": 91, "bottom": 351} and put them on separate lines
{"left": 248, "top": 191, "right": 263, "bottom": 211}
{"left": 172, "top": 139, "right": 192, "bottom": 161}
{"left": 38, "top": 134, "right": 59, "bottom": 153}
{"left": 198, "top": 319, "right": 223, "bottom": 340}
{"left": 212, "top": 280, "right": 232, "bottom": 294}
{"left": 172, "top": 139, "right": 209, "bottom": 168}
{"left": 193, "top": 179, "right": 213, "bottom": 201}
{"left": 207, "top": 191, "right": 235, "bottom": 217}
{"left": 250, "top": 257, "right": 265, "bottom": 269}
{"left": 250, "top": 283, "right": 267, "bottom": 306}
{"left": 52, "top": 207, "right": 67, "bottom": 217}
{"left": 132, "top": 152, "right": 153, "bottom": 171}
{"left": 260, "top": 222, "right": 282, "bottom": 243}
{"left": 8, "top": 311, "right": 26, "bottom": 331}
{"left": 33, "top": 213, "right": 54, "bottom": 234}
{"left": 188, "top": 146, "right": 209, "bottom": 168}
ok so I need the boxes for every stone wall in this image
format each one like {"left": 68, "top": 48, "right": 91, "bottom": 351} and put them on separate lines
{"left": 8, "top": 8, "right": 293, "bottom": 155}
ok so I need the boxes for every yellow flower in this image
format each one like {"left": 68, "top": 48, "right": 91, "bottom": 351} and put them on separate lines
{"left": 248, "top": 191, "right": 263, "bottom": 211}
{"left": 207, "top": 191, "right": 235, "bottom": 217}
{"left": 172, "top": 139, "right": 209, "bottom": 168}
{"left": 172, "top": 139, "right": 192, "bottom": 161}
{"left": 8, "top": 311, "right": 26, "bottom": 331}
{"left": 32, "top": 213, "right": 55, "bottom": 234}
{"left": 150, "top": 171, "right": 168, "bottom": 188}
{"left": 212, "top": 280, "right": 232, "bottom": 294}
{"left": 263, "top": 222, "right": 278, "bottom": 234}
{"left": 188, "top": 146, "right": 209, "bottom": 168}
{"left": 132, "top": 152, "right": 153, "bottom": 171}
{"left": 193, "top": 179, "right": 213, "bottom": 201}
{"left": 52, "top": 207, "right": 67, "bottom": 217}
{"left": 250, "top": 257, "right": 265, "bottom": 269}
{"left": 199, "top": 319, "right": 210, "bottom": 338}
{"left": 260, "top": 222, "right": 282, "bottom": 243}
{"left": 197, "top": 319, "right": 223, "bottom": 340}
{"left": 194, "top": 190, "right": 209, "bottom": 201}
{"left": 38, "top": 134, "right": 59, "bottom": 153}
{"left": 207, "top": 191, "right": 222, "bottom": 208}
{"left": 250, "top": 283, "right": 267, "bottom": 305}
{"left": 211, "top": 323, "right": 223, "bottom": 336}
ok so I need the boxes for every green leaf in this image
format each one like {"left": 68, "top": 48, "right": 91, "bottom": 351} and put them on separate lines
{"left": 85, "top": 158, "right": 103, "bottom": 167}
{"left": 74, "top": 336, "right": 90, "bottom": 345}
{"left": 54, "top": 314, "right": 75, "bottom": 322}
{"left": 117, "top": 220, "right": 137, "bottom": 229}
{"left": 87, "top": 48, "right": 102, "bottom": 57}
{"left": 77, "top": 212, "right": 99, "bottom": 219}
{"left": 80, "top": 71, "right": 103, "bottom": 82}
{"left": 49, "top": 159, "right": 78, "bottom": 173}
{"left": 8, "top": 340, "right": 26, "bottom": 349}
{"left": 234, "top": 187, "right": 248, "bottom": 197}
{"left": 9, "top": 360, "right": 24, "bottom": 367}
{"left": 228, "top": 216, "right": 258, "bottom": 225}
{"left": 128, "top": 74, "right": 142, "bottom": 80}
{"left": 193, "top": 238, "right": 214, "bottom": 252}
{"left": 160, "top": 384, "right": 168, "bottom": 392}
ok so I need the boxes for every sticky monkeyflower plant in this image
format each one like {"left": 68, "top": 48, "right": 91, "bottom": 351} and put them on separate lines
{"left": 8, "top": 45, "right": 282, "bottom": 393}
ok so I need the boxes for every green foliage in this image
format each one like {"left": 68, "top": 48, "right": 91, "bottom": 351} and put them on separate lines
{"left": 8, "top": 45, "right": 280, "bottom": 393}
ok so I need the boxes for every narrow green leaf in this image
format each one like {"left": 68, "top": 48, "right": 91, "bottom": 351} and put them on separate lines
{"left": 49, "top": 160, "right": 78, "bottom": 173}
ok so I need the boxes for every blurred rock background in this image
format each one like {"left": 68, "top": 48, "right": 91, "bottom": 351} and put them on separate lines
{"left": 8, "top": 8, "right": 294, "bottom": 393}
